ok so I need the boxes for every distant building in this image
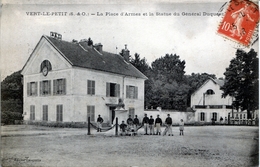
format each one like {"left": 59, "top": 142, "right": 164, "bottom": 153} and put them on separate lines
{"left": 190, "top": 78, "right": 233, "bottom": 124}
{"left": 21, "top": 32, "right": 147, "bottom": 124}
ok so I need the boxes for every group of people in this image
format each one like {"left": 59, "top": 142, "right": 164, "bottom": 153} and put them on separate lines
{"left": 119, "top": 113, "right": 184, "bottom": 136}
{"left": 96, "top": 113, "right": 184, "bottom": 136}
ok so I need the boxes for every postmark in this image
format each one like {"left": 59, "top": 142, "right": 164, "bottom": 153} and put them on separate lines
{"left": 217, "top": 0, "right": 259, "bottom": 46}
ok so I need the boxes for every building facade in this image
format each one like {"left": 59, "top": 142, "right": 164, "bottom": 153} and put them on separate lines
{"left": 191, "top": 78, "right": 233, "bottom": 124}
{"left": 21, "top": 32, "right": 147, "bottom": 125}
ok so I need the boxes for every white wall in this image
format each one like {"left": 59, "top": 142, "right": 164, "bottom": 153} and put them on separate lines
{"left": 72, "top": 67, "right": 145, "bottom": 123}
{"left": 191, "top": 80, "right": 232, "bottom": 106}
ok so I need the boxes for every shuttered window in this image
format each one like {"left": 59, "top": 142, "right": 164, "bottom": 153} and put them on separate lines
{"left": 129, "top": 108, "right": 135, "bottom": 119}
{"left": 40, "top": 80, "right": 51, "bottom": 95}
{"left": 200, "top": 112, "right": 205, "bottom": 121}
{"left": 27, "top": 82, "right": 38, "bottom": 96}
{"left": 30, "top": 105, "right": 35, "bottom": 120}
{"left": 126, "top": 85, "right": 138, "bottom": 99}
{"left": 87, "top": 105, "right": 95, "bottom": 122}
{"left": 56, "top": 105, "right": 63, "bottom": 122}
{"left": 87, "top": 80, "right": 95, "bottom": 95}
{"left": 43, "top": 105, "right": 48, "bottom": 121}
{"left": 106, "top": 82, "right": 120, "bottom": 97}
{"left": 212, "top": 112, "right": 217, "bottom": 121}
{"left": 53, "top": 78, "right": 66, "bottom": 95}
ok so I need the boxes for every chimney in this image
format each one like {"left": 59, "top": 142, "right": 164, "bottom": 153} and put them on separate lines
{"left": 50, "top": 32, "right": 62, "bottom": 40}
{"left": 94, "top": 43, "right": 103, "bottom": 52}
{"left": 72, "top": 39, "right": 78, "bottom": 44}
{"left": 122, "top": 44, "right": 130, "bottom": 62}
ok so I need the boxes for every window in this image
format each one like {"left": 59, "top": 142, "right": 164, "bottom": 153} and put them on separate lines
{"left": 40, "top": 80, "right": 51, "bottom": 95}
{"left": 240, "top": 114, "right": 242, "bottom": 119}
{"left": 106, "top": 82, "right": 120, "bottom": 97}
{"left": 206, "top": 89, "right": 215, "bottom": 95}
{"left": 30, "top": 105, "right": 35, "bottom": 120}
{"left": 200, "top": 112, "right": 205, "bottom": 121}
{"left": 53, "top": 78, "right": 66, "bottom": 95}
{"left": 129, "top": 108, "right": 135, "bottom": 119}
{"left": 87, "top": 80, "right": 95, "bottom": 95}
{"left": 40, "top": 60, "right": 52, "bottom": 72}
{"left": 56, "top": 105, "right": 63, "bottom": 122}
{"left": 43, "top": 105, "right": 48, "bottom": 121}
{"left": 27, "top": 82, "right": 38, "bottom": 96}
{"left": 212, "top": 112, "right": 217, "bottom": 121}
{"left": 87, "top": 105, "right": 95, "bottom": 122}
{"left": 126, "top": 85, "right": 138, "bottom": 99}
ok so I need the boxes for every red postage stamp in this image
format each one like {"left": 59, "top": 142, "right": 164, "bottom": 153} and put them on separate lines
{"left": 217, "top": 0, "right": 259, "bottom": 46}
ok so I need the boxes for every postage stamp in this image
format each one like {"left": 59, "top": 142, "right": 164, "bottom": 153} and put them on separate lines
{"left": 217, "top": 0, "right": 259, "bottom": 46}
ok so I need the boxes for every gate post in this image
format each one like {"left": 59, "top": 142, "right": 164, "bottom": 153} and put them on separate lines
{"left": 87, "top": 116, "right": 91, "bottom": 135}
{"left": 115, "top": 117, "right": 118, "bottom": 136}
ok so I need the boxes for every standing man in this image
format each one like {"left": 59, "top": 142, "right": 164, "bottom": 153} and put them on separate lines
{"left": 133, "top": 115, "right": 140, "bottom": 134}
{"left": 164, "top": 114, "right": 173, "bottom": 136}
{"left": 97, "top": 114, "right": 103, "bottom": 132}
{"left": 142, "top": 113, "right": 149, "bottom": 135}
{"left": 148, "top": 115, "right": 155, "bottom": 135}
{"left": 155, "top": 115, "right": 162, "bottom": 135}
{"left": 127, "top": 115, "right": 133, "bottom": 125}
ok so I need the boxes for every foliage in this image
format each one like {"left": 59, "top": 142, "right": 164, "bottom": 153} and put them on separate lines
{"left": 1, "top": 70, "right": 23, "bottom": 124}
{"left": 129, "top": 52, "right": 216, "bottom": 111}
{"left": 151, "top": 54, "right": 186, "bottom": 83}
{"left": 221, "top": 49, "right": 258, "bottom": 117}
{"left": 148, "top": 54, "right": 187, "bottom": 110}
{"left": 1, "top": 70, "right": 23, "bottom": 100}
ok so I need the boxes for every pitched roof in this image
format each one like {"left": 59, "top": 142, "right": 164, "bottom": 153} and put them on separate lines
{"left": 44, "top": 35, "right": 147, "bottom": 79}
{"left": 191, "top": 77, "right": 225, "bottom": 96}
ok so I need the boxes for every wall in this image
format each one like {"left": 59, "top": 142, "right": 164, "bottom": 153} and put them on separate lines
{"left": 191, "top": 80, "right": 232, "bottom": 106}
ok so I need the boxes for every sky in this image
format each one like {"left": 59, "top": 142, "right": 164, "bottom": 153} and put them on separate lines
{"left": 1, "top": 0, "right": 259, "bottom": 80}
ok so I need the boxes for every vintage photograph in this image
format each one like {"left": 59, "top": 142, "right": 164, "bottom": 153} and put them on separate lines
{"left": 1, "top": 0, "right": 259, "bottom": 166}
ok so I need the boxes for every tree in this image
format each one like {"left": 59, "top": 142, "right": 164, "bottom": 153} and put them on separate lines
{"left": 151, "top": 54, "right": 186, "bottom": 83}
{"left": 149, "top": 54, "right": 187, "bottom": 110}
{"left": 1, "top": 70, "right": 23, "bottom": 124}
{"left": 221, "top": 49, "right": 258, "bottom": 118}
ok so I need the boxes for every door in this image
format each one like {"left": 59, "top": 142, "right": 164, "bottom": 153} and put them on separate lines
{"left": 109, "top": 106, "right": 116, "bottom": 124}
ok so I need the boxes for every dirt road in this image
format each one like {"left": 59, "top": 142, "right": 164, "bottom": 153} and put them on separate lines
{"left": 1, "top": 125, "right": 258, "bottom": 167}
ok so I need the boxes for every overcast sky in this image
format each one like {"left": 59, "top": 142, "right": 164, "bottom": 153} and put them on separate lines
{"left": 1, "top": 0, "right": 258, "bottom": 80}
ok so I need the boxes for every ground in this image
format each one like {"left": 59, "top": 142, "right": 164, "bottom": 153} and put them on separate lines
{"left": 1, "top": 125, "right": 259, "bottom": 167}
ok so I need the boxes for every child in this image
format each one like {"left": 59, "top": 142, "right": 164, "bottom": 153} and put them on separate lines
{"left": 120, "top": 121, "right": 128, "bottom": 136}
{"left": 179, "top": 119, "right": 184, "bottom": 136}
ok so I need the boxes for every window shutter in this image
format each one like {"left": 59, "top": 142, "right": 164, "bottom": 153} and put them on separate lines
{"left": 87, "top": 80, "right": 91, "bottom": 94}
{"left": 205, "top": 112, "right": 207, "bottom": 122}
{"left": 116, "top": 84, "right": 120, "bottom": 97}
{"left": 92, "top": 81, "right": 95, "bottom": 95}
{"left": 91, "top": 106, "right": 95, "bottom": 122}
{"left": 198, "top": 112, "right": 200, "bottom": 121}
{"left": 134, "top": 86, "right": 138, "bottom": 99}
{"left": 63, "top": 79, "right": 66, "bottom": 95}
{"left": 40, "top": 81, "right": 43, "bottom": 95}
{"left": 126, "top": 85, "right": 129, "bottom": 98}
{"left": 35, "top": 82, "right": 38, "bottom": 96}
{"left": 106, "top": 82, "right": 110, "bottom": 97}
{"left": 56, "top": 105, "right": 59, "bottom": 122}
{"left": 48, "top": 81, "right": 51, "bottom": 95}
{"left": 53, "top": 80, "right": 57, "bottom": 95}
{"left": 60, "top": 105, "right": 63, "bottom": 122}
{"left": 27, "top": 83, "right": 30, "bottom": 96}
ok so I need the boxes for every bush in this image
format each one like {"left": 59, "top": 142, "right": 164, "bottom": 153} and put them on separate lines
{"left": 1, "top": 111, "right": 23, "bottom": 125}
